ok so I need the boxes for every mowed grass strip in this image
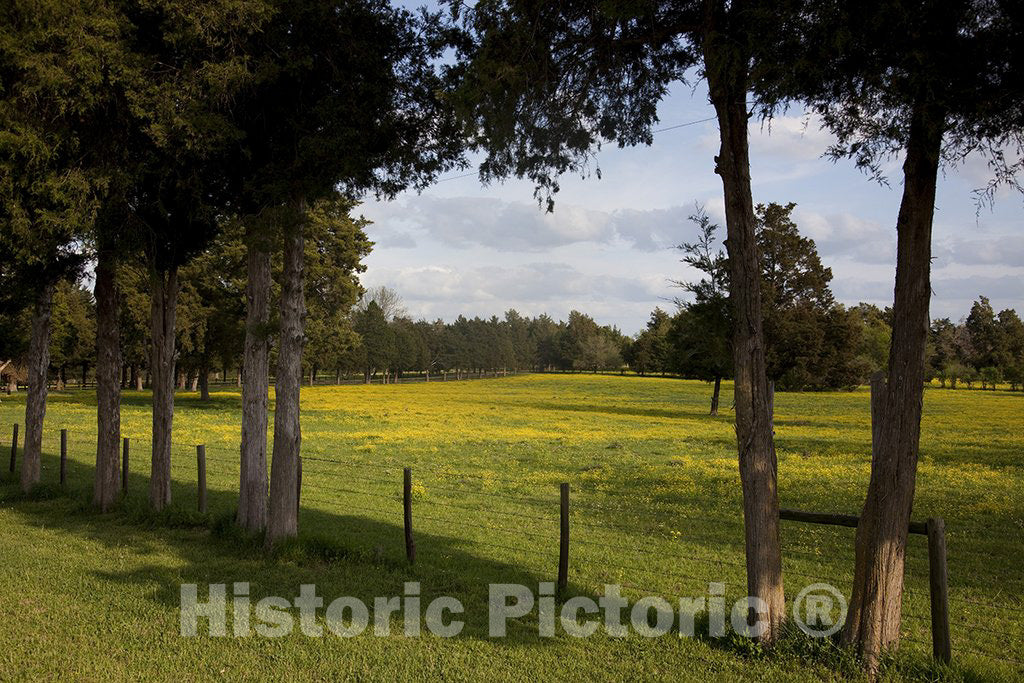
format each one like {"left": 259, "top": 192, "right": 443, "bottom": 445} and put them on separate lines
{"left": 0, "top": 373, "right": 1021, "bottom": 681}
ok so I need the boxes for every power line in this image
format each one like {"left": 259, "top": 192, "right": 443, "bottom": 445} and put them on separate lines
{"left": 432, "top": 115, "right": 717, "bottom": 184}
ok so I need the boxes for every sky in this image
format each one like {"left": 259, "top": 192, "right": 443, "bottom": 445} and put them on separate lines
{"left": 357, "top": 77, "right": 1024, "bottom": 336}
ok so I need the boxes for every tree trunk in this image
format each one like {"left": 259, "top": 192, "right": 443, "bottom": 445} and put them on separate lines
{"left": 199, "top": 361, "right": 210, "bottom": 401}
{"left": 710, "top": 376, "right": 722, "bottom": 417}
{"left": 135, "top": 372, "right": 143, "bottom": 391}
{"left": 149, "top": 265, "right": 179, "bottom": 511}
{"left": 705, "top": 29, "right": 785, "bottom": 640}
{"left": 843, "top": 101, "right": 945, "bottom": 672}
{"left": 81, "top": 362, "right": 88, "bottom": 388}
{"left": 239, "top": 240, "right": 271, "bottom": 533}
{"left": 20, "top": 282, "right": 55, "bottom": 493}
{"left": 266, "top": 212, "right": 305, "bottom": 547}
{"left": 93, "top": 248, "right": 121, "bottom": 511}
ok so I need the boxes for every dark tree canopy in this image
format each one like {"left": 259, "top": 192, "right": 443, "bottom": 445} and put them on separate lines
{"left": 757, "top": 0, "right": 1024, "bottom": 194}
{"left": 450, "top": 0, "right": 699, "bottom": 207}
{"left": 232, "top": 0, "right": 464, "bottom": 213}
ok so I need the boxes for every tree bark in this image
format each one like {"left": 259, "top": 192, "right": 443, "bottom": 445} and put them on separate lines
{"left": 704, "top": 22, "right": 785, "bottom": 640}
{"left": 710, "top": 376, "right": 722, "bottom": 417}
{"left": 843, "top": 100, "right": 945, "bottom": 671}
{"left": 199, "top": 360, "right": 210, "bottom": 401}
{"left": 266, "top": 211, "right": 306, "bottom": 547}
{"left": 20, "top": 282, "right": 55, "bottom": 493}
{"left": 239, "top": 240, "right": 271, "bottom": 533}
{"left": 93, "top": 248, "right": 121, "bottom": 511}
{"left": 149, "top": 265, "right": 179, "bottom": 511}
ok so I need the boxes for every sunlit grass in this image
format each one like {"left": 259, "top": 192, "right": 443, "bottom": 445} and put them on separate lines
{"left": 0, "top": 374, "right": 1020, "bottom": 680}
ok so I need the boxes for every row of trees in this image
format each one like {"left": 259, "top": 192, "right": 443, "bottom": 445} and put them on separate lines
{"left": 1, "top": 0, "right": 461, "bottom": 549}
{"left": 929, "top": 297, "right": 1024, "bottom": 390}
{"left": 14, "top": 260, "right": 1020, "bottom": 407}
{"left": 3, "top": 0, "right": 1022, "bottom": 671}
{"left": 354, "top": 304, "right": 627, "bottom": 380}
{"left": 628, "top": 203, "right": 893, "bottom": 408}
{"left": 1, "top": 277, "right": 632, "bottom": 386}
{"left": 449, "top": 0, "right": 1023, "bottom": 666}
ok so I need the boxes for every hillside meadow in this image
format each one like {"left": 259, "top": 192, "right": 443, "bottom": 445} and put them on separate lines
{"left": 0, "top": 373, "right": 1020, "bottom": 681}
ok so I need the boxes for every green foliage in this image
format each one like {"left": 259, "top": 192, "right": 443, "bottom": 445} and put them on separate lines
{"left": 48, "top": 281, "right": 96, "bottom": 382}
{"left": 757, "top": 0, "right": 1024, "bottom": 193}
{"left": 665, "top": 203, "right": 863, "bottom": 391}
{"left": 353, "top": 301, "right": 394, "bottom": 378}
{"left": 0, "top": 0, "right": 99, "bottom": 305}
{"left": 449, "top": 1, "right": 700, "bottom": 207}
{"left": 229, "top": 0, "right": 463, "bottom": 211}
{"left": 303, "top": 197, "right": 373, "bottom": 377}
{"left": 925, "top": 297, "right": 1024, "bottom": 390}
{"left": 628, "top": 309, "right": 675, "bottom": 376}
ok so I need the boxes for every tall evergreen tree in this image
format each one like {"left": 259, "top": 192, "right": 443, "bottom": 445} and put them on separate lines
{"left": 450, "top": 0, "right": 789, "bottom": 632}
{"left": 759, "top": 0, "right": 1024, "bottom": 665}
{"left": 222, "top": 0, "right": 462, "bottom": 542}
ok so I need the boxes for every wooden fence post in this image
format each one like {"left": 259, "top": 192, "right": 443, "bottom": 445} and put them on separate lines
{"left": 122, "top": 437, "right": 129, "bottom": 495}
{"left": 9, "top": 423, "right": 18, "bottom": 473}
{"left": 197, "top": 445, "right": 207, "bottom": 514}
{"left": 927, "top": 517, "right": 951, "bottom": 663}
{"left": 558, "top": 482, "right": 569, "bottom": 594}
{"left": 60, "top": 429, "right": 68, "bottom": 487}
{"left": 403, "top": 467, "right": 415, "bottom": 564}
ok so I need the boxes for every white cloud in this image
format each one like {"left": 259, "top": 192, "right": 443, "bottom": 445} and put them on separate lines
{"left": 792, "top": 208, "right": 895, "bottom": 265}
{"left": 934, "top": 234, "right": 1024, "bottom": 267}
{"left": 353, "top": 94, "right": 1023, "bottom": 333}
{"left": 750, "top": 115, "right": 837, "bottom": 162}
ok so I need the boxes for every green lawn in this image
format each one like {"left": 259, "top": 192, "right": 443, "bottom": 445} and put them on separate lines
{"left": 0, "top": 374, "right": 1021, "bottom": 681}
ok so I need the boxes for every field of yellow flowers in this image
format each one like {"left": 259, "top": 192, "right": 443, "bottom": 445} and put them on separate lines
{"left": 0, "top": 373, "right": 1020, "bottom": 681}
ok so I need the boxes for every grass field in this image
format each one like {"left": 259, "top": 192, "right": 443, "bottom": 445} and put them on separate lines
{"left": 0, "top": 374, "right": 1021, "bottom": 681}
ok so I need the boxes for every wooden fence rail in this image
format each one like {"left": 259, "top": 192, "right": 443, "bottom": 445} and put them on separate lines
{"left": 779, "top": 507, "right": 950, "bottom": 663}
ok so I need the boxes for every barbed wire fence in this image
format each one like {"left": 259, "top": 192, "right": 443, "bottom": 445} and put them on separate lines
{"left": 4, "top": 422, "right": 1022, "bottom": 675}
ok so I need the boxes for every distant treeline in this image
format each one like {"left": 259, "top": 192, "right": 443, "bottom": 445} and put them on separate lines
{"left": 2, "top": 274, "right": 1020, "bottom": 395}
{"left": 628, "top": 296, "right": 1024, "bottom": 392}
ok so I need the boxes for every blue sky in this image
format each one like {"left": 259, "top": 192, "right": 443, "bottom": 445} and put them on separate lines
{"left": 358, "top": 74, "right": 1023, "bottom": 335}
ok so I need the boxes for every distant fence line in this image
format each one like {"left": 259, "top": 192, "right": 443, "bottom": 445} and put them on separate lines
{"left": 5, "top": 368, "right": 527, "bottom": 393}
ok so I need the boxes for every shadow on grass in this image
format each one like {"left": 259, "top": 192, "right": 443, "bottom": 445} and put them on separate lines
{"left": 0, "top": 447, "right": 1004, "bottom": 681}
{"left": 1, "top": 448, "right": 653, "bottom": 648}
{"left": 492, "top": 399, "right": 716, "bottom": 422}
{"left": 41, "top": 388, "right": 247, "bottom": 413}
